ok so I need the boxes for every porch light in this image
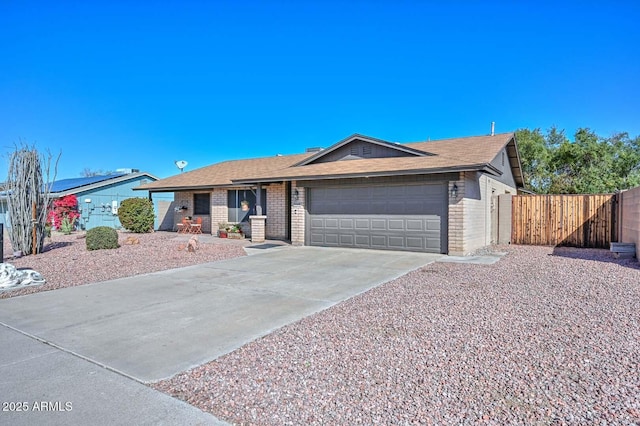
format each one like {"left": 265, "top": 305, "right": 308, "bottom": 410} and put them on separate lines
{"left": 294, "top": 188, "right": 300, "bottom": 203}
{"left": 450, "top": 184, "right": 458, "bottom": 198}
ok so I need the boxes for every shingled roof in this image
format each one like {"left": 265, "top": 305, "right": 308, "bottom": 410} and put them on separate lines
{"left": 137, "top": 153, "right": 314, "bottom": 191}
{"left": 137, "top": 132, "right": 523, "bottom": 191}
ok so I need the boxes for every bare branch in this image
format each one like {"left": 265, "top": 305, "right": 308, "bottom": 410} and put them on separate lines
{"left": 5, "top": 142, "right": 61, "bottom": 255}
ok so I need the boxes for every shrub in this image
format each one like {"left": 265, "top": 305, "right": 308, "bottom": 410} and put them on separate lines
{"left": 48, "top": 194, "right": 80, "bottom": 230}
{"left": 117, "top": 198, "right": 155, "bottom": 233}
{"left": 86, "top": 226, "right": 120, "bottom": 250}
{"left": 60, "top": 217, "right": 76, "bottom": 235}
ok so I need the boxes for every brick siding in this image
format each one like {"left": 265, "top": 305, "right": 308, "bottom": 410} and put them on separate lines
{"left": 291, "top": 182, "right": 305, "bottom": 246}
{"left": 448, "top": 172, "right": 516, "bottom": 255}
{"left": 265, "top": 183, "right": 286, "bottom": 239}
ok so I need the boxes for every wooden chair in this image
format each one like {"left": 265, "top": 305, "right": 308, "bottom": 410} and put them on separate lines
{"left": 189, "top": 217, "right": 202, "bottom": 234}
{"left": 177, "top": 217, "right": 189, "bottom": 234}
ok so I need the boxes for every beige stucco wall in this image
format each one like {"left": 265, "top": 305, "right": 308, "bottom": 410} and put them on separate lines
{"left": 448, "top": 172, "right": 516, "bottom": 255}
{"left": 620, "top": 186, "right": 640, "bottom": 258}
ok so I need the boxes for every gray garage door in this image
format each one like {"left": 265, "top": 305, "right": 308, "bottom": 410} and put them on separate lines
{"left": 307, "top": 183, "right": 448, "bottom": 253}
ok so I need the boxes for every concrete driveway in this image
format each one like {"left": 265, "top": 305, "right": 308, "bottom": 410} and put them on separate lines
{"left": 0, "top": 246, "right": 440, "bottom": 425}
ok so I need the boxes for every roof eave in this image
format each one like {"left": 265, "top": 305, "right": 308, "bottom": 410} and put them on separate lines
{"left": 134, "top": 183, "right": 257, "bottom": 192}
{"left": 509, "top": 134, "right": 526, "bottom": 188}
{"left": 232, "top": 164, "right": 493, "bottom": 184}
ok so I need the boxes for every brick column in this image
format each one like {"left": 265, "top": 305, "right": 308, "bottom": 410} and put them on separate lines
{"left": 291, "top": 183, "right": 305, "bottom": 246}
{"left": 211, "top": 189, "right": 228, "bottom": 232}
{"left": 447, "top": 174, "right": 465, "bottom": 255}
{"left": 249, "top": 215, "right": 267, "bottom": 243}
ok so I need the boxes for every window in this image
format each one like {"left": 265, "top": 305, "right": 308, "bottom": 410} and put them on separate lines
{"left": 228, "top": 188, "right": 267, "bottom": 222}
{"left": 193, "top": 193, "right": 210, "bottom": 215}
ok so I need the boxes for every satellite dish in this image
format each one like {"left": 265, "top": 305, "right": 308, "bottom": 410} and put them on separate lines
{"left": 175, "top": 160, "right": 188, "bottom": 173}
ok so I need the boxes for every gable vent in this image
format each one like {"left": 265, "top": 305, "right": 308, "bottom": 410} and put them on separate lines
{"left": 362, "top": 145, "right": 372, "bottom": 156}
{"left": 350, "top": 146, "right": 359, "bottom": 155}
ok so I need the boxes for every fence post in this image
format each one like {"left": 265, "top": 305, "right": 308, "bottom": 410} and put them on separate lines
{"left": 614, "top": 191, "right": 621, "bottom": 243}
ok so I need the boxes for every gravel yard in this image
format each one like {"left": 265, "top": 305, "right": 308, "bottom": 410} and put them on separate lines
{"left": 0, "top": 231, "right": 246, "bottom": 299}
{"left": 153, "top": 245, "right": 640, "bottom": 425}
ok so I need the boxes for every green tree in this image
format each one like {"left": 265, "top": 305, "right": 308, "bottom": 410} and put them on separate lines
{"left": 515, "top": 128, "right": 554, "bottom": 193}
{"left": 516, "top": 127, "right": 640, "bottom": 194}
{"left": 609, "top": 132, "right": 640, "bottom": 189}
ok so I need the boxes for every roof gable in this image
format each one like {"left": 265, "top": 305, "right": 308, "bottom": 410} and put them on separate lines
{"left": 404, "top": 133, "right": 524, "bottom": 187}
{"left": 232, "top": 133, "right": 523, "bottom": 185}
{"left": 296, "top": 134, "right": 433, "bottom": 166}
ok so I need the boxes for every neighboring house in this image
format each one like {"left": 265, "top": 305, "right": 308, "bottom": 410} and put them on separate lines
{"left": 47, "top": 169, "right": 174, "bottom": 231}
{"left": 137, "top": 133, "right": 525, "bottom": 255}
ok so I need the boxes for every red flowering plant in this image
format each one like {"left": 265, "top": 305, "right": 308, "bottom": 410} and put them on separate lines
{"left": 47, "top": 194, "right": 81, "bottom": 234}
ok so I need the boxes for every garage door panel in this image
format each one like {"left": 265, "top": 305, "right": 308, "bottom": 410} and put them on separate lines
{"left": 426, "top": 219, "right": 440, "bottom": 231}
{"left": 388, "top": 236, "right": 405, "bottom": 248}
{"left": 355, "top": 235, "right": 370, "bottom": 246}
{"left": 310, "top": 233, "right": 326, "bottom": 244}
{"left": 371, "top": 219, "right": 387, "bottom": 230}
{"left": 426, "top": 237, "right": 440, "bottom": 249}
{"left": 406, "top": 219, "right": 424, "bottom": 231}
{"left": 355, "top": 219, "right": 370, "bottom": 229}
{"left": 406, "top": 237, "right": 424, "bottom": 249}
{"left": 339, "top": 234, "right": 355, "bottom": 245}
{"left": 388, "top": 219, "right": 405, "bottom": 230}
{"left": 324, "top": 234, "right": 339, "bottom": 245}
{"left": 340, "top": 218, "right": 354, "bottom": 229}
{"left": 371, "top": 235, "right": 387, "bottom": 247}
{"left": 322, "top": 218, "right": 338, "bottom": 229}
{"left": 308, "top": 183, "right": 447, "bottom": 253}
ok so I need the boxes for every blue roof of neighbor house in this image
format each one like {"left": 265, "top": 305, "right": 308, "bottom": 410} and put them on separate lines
{"left": 48, "top": 173, "right": 127, "bottom": 193}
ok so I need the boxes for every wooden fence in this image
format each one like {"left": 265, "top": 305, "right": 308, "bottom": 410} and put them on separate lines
{"left": 511, "top": 194, "right": 618, "bottom": 248}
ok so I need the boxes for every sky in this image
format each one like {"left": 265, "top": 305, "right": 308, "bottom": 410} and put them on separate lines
{"left": 1, "top": 0, "right": 639, "bottom": 180}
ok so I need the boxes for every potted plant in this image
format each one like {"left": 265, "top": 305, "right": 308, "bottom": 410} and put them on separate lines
{"left": 227, "top": 223, "right": 244, "bottom": 239}
{"left": 218, "top": 222, "right": 229, "bottom": 238}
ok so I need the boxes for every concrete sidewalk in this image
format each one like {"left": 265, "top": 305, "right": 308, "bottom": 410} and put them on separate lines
{"left": 0, "top": 245, "right": 441, "bottom": 425}
{"left": 0, "top": 326, "right": 223, "bottom": 426}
